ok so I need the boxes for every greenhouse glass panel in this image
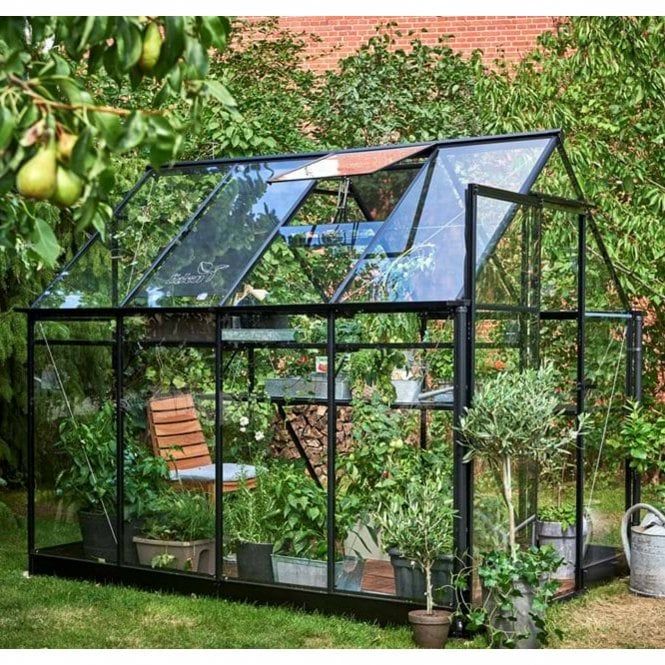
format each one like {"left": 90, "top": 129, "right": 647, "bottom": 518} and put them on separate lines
{"left": 129, "top": 160, "right": 312, "bottom": 307}
{"left": 36, "top": 165, "right": 227, "bottom": 308}
{"left": 339, "top": 137, "right": 554, "bottom": 302}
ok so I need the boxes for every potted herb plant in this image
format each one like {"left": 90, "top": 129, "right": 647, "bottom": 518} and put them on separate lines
{"left": 374, "top": 475, "right": 456, "bottom": 649}
{"left": 459, "top": 365, "right": 581, "bottom": 647}
{"left": 55, "top": 404, "right": 169, "bottom": 564}
{"left": 134, "top": 490, "right": 215, "bottom": 574}
{"left": 224, "top": 469, "right": 279, "bottom": 584}
{"left": 536, "top": 502, "right": 588, "bottom": 580}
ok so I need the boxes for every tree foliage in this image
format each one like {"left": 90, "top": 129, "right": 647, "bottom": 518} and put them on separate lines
{"left": 0, "top": 16, "right": 235, "bottom": 266}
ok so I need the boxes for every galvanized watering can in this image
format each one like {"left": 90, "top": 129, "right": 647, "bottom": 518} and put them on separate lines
{"left": 621, "top": 503, "right": 665, "bottom": 598}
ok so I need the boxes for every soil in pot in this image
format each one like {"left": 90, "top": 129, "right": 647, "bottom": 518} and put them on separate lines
{"left": 389, "top": 549, "right": 453, "bottom": 605}
{"left": 78, "top": 510, "right": 142, "bottom": 564}
{"left": 408, "top": 609, "right": 451, "bottom": 649}
{"left": 236, "top": 541, "right": 274, "bottom": 583}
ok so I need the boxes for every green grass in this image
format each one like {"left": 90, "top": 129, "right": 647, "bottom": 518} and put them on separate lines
{"left": 0, "top": 525, "right": 419, "bottom": 648}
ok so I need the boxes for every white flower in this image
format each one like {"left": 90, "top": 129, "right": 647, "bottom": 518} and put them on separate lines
{"left": 239, "top": 427, "right": 247, "bottom": 433}
{"left": 239, "top": 416, "right": 249, "bottom": 427}
{"left": 254, "top": 431, "right": 265, "bottom": 442}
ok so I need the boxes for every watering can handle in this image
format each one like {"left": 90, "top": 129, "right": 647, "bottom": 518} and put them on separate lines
{"left": 621, "top": 503, "right": 665, "bottom": 567}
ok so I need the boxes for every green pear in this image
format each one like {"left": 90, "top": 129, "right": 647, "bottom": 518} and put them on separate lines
{"left": 139, "top": 23, "right": 162, "bottom": 73}
{"left": 51, "top": 167, "right": 83, "bottom": 207}
{"left": 16, "top": 144, "right": 57, "bottom": 200}
{"left": 57, "top": 132, "right": 78, "bottom": 162}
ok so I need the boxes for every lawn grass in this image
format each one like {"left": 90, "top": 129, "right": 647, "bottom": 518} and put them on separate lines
{"left": 0, "top": 524, "right": 417, "bottom": 648}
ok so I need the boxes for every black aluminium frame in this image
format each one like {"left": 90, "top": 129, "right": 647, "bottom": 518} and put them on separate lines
{"left": 24, "top": 130, "right": 643, "bottom": 628}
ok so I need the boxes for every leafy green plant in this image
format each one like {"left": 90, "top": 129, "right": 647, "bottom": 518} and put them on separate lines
{"left": 336, "top": 396, "right": 454, "bottom": 555}
{"left": 458, "top": 366, "right": 579, "bottom": 646}
{"left": 538, "top": 503, "right": 576, "bottom": 531}
{"left": 224, "top": 469, "right": 281, "bottom": 546}
{"left": 460, "top": 546, "right": 564, "bottom": 648}
{"left": 459, "top": 365, "right": 581, "bottom": 557}
{"left": 55, "top": 403, "right": 169, "bottom": 521}
{"left": 265, "top": 463, "right": 328, "bottom": 559}
{"left": 141, "top": 490, "right": 214, "bottom": 542}
{"left": 374, "top": 475, "right": 456, "bottom": 614}
{"left": 608, "top": 400, "right": 664, "bottom": 486}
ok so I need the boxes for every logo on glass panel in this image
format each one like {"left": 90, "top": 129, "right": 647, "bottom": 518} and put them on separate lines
{"left": 166, "top": 261, "right": 229, "bottom": 286}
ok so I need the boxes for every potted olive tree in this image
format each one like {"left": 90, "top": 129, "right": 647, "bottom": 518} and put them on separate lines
{"left": 459, "top": 365, "right": 581, "bottom": 647}
{"left": 134, "top": 490, "right": 215, "bottom": 574}
{"left": 55, "top": 404, "right": 169, "bottom": 563}
{"left": 374, "top": 475, "right": 456, "bottom": 649}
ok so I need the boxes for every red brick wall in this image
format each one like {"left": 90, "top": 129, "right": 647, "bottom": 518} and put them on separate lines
{"left": 242, "top": 16, "right": 563, "bottom": 71}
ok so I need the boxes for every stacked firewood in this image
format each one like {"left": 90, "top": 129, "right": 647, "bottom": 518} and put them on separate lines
{"left": 269, "top": 405, "right": 355, "bottom": 479}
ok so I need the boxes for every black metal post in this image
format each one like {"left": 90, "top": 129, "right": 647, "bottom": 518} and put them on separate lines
{"left": 625, "top": 316, "right": 634, "bottom": 511}
{"left": 453, "top": 305, "right": 471, "bottom": 624}
{"left": 326, "top": 312, "right": 336, "bottom": 593}
{"left": 464, "top": 185, "right": 477, "bottom": 399}
{"left": 632, "top": 313, "right": 643, "bottom": 510}
{"left": 215, "top": 313, "right": 223, "bottom": 580}
{"left": 27, "top": 313, "right": 35, "bottom": 563}
{"left": 111, "top": 217, "right": 118, "bottom": 307}
{"left": 419, "top": 313, "right": 427, "bottom": 449}
{"left": 574, "top": 213, "right": 587, "bottom": 591}
{"left": 115, "top": 315, "right": 125, "bottom": 566}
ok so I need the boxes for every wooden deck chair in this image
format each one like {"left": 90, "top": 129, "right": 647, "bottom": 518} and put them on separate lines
{"left": 147, "top": 394, "right": 257, "bottom": 496}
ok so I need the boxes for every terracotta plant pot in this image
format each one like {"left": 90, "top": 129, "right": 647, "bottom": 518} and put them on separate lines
{"left": 408, "top": 609, "right": 451, "bottom": 649}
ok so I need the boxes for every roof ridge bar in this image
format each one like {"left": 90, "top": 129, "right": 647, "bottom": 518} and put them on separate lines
{"left": 147, "top": 130, "right": 563, "bottom": 175}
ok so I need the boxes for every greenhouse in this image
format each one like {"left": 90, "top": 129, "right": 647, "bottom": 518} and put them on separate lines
{"left": 24, "top": 129, "right": 644, "bottom": 626}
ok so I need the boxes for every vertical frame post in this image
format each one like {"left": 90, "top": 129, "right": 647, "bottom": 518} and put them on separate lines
{"left": 624, "top": 315, "right": 635, "bottom": 511}
{"left": 452, "top": 182, "right": 478, "bottom": 625}
{"left": 215, "top": 313, "right": 223, "bottom": 580}
{"left": 27, "top": 312, "right": 35, "bottom": 563}
{"left": 419, "top": 313, "right": 428, "bottom": 449}
{"left": 631, "top": 312, "right": 643, "bottom": 511}
{"left": 453, "top": 305, "right": 471, "bottom": 622}
{"left": 464, "top": 185, "right": 477, "bottom": 399}
{"left": 111, "top": 218, "right": 119, "bottom": 307}
{"left": 574, "top": 212, "right": 587, "bottom": 591}
{"left": 115, "top": 314, "right": 125, "bottom": 566}
{"left": 326, "top": 311, "right": 336, "bottom": 593}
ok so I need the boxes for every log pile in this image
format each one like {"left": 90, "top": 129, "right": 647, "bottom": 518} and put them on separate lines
{"left": 269, "top": 405, "right": 355, "bottom": 480}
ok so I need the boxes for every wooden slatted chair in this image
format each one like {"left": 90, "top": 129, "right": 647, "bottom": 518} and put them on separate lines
{"left": 147, "top": 394, "right": 257, "bottom": 496}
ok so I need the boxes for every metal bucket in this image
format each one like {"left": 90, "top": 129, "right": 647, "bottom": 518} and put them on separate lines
{"left": 536, "top": 517, "right": 589, "bottom": 580}
{"left": 621, "top": 503, "right": 665, "bottom": 598}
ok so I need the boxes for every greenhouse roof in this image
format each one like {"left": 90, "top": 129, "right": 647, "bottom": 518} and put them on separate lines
{"left": 34, "top": 129, "right": 593, "bottom": 310}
